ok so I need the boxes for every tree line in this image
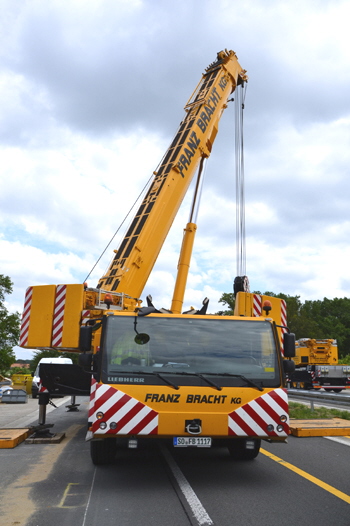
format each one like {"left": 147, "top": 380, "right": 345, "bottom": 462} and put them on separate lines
{"left": 218, "top": 291, "right": 350, "bottom": 359}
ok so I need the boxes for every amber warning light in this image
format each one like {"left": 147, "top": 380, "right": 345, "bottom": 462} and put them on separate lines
{"left": 104, "top": 293, "right": 113, "bottom": 308}
{"left": 262, "top": 300, "right": 272, "bottom": 315}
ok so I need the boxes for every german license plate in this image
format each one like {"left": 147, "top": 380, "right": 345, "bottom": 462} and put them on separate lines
{"left": 173, "top": 437, "right": 212, "bottom": 447}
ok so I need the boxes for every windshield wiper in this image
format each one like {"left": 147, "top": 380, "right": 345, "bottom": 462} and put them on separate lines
{"left": 108, "top": 370, "right": 179, "bottom": 390}
{"left": 173, "top": 371, "right": 222, "bottom": 391}
{"left": 200, "top": 372, "right": 263, "bottom": 391}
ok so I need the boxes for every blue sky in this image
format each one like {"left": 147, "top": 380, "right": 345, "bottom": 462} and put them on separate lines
{"left": 1, "top": 0, "right": 350, "bottom": 360}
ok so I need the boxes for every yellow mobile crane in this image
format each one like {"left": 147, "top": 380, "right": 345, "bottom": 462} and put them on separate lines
{"left": 20, "top": 50, "right": 295, "bottom": 465}
{"left": 288, "top": 338, "right": 350, "bottom": 392}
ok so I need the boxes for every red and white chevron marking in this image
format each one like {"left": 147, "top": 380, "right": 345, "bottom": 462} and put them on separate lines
{"left": 19, "top": 286, "right": 33, "bottom": 346}
{"left": 252, "top": 294, "right": 262, "bottom": 317}
{"left": 81, "top": 310, "right": 91, "bottom": 325}
{"left": 280, "top": 299, "right": 287, "bottom": 326}
{"left": 228, "top": 388, "right": 289, "bottom": 438}
{"left": 88, "top": 377, "right": 98, "bottom": 418}
{"left": 280, "top": 299, "right": 287, "bottom": 352}
{"left": 38, "top": 381, "right": 49, "bottom": 394}
{"left": 52, "top": 285, "right": 67, "bottom": 347}
{"left": 90, "top": 383, "right": 158, "bottom": 436}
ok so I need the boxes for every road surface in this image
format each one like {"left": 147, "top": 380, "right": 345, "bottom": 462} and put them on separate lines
{"left": 0, "top": 396, "right": 349, "bottom": 526}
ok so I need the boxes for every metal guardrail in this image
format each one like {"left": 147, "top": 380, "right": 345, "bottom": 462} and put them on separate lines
{"left": 288, "top": 388, "right": 350, "bottom": 410}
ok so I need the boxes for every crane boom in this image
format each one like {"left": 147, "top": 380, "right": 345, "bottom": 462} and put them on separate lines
{"left": 19, "top": 49, "right": 247, "bottom": 351}
{"left": 98, "top": 50, "right": 247, "bottom": 299}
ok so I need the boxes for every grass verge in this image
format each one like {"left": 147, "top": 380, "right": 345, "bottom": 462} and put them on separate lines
{"left": 289, "top": 402, "right": 350, "bottom": 420}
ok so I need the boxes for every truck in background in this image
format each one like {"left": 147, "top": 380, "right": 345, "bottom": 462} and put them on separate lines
{"left": 288, "top": 338, "right": 350, "bottom": 392}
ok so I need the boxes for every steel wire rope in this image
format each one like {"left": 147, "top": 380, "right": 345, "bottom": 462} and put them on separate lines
{"left": 83, "top": 112, "right": 196, "bottom": 286}
{"left": 235, "top": 82, "right": 247, "bottom": 278}
{"left": 83, "top": 174, "right": 154, "bottom": 284}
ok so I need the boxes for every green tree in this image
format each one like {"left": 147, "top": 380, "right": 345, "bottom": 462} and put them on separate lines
{"left": 0, "top": 275, "right": 20, "bottom": 375}
{"left": 218, "top": 292, "right": 235, "bottom": 315}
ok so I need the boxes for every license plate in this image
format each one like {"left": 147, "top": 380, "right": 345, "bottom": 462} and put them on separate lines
{"left": 173, "top": 437, "right": 212, "bottom": 447}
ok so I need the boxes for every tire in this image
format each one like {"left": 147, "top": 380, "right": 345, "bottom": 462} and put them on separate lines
{"left": 90, "top": 439, "right": 117, "bottom": 465}
{"left": 228, "top": 438, "right": 261, "bottom": 461}
{"left": 332, "top": 388, "right": 343, "bottom": 393}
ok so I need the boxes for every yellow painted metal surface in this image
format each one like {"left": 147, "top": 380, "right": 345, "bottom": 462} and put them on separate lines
{"left": 58, "top": 284, "right": 84, "bottom": 349}
{"left": 107, "top": 384, "right": 280, "bottom": 436}
{"left": 26, "top": 285, "right": 56, "bottom": 347}
{"left": 171, "top": 222, "right": 197, "bottom": 314}
{"left": 0, "top": 428, "right": 30, "bottom": 448}
{"left": 234, "top": 292, "right": 287, "bottom": 348}
{"left": 234, "top": 292, "right": 285, "bottom": 326}
{"left": 234, "top": 291, "right": 254, "bottom": 316}
{"left": 290, "top": 418, "right": 350, "bottom": 437}
{"left": 97, "top": 50, "right": 247, "bottom": 301}
{"left": 293, "top": 339, "right": 338, "bottom": 367}
{"left": 22, "top": 284, "right": 84, "bottom": 350}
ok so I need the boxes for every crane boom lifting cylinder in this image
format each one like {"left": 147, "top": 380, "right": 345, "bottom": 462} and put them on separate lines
{"left": 97, "top": 50, "right": 248, "bottom": 300}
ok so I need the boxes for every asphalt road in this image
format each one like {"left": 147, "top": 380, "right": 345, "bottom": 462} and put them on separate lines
{"left": 1, "top": 396, "right": 350, "bottom": 526}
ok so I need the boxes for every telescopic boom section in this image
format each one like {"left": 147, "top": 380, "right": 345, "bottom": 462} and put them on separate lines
{"left": 98, "top": 50, "right": 247, "bottom": 300}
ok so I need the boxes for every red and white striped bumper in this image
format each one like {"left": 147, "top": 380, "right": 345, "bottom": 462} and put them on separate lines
{"left": 228, "top": 388, "right": 289, "bottom": 438}
{"left": 88, "top": 382, "right": 289, "bottom": 440}
{"left": 88, "top": 381, "right": 158, "bottom": 438}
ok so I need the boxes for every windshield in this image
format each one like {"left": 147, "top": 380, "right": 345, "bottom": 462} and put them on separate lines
{"left": 101, "top": 315, "right": 281, "bottom": 387}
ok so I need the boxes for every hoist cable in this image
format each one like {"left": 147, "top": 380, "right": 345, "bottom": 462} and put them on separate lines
{"left": 235, "top": 83, "right": 247, "bottom": 278}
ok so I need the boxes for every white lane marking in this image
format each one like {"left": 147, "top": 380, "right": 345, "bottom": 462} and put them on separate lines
{"left": 324, "top": 436, "right": 350, "bottom": 447}
{"left": 81, "top": 467, "right": 97, "bottom": 526}
{"left": 160, "top": 444, "right": 214, "bottom": 526}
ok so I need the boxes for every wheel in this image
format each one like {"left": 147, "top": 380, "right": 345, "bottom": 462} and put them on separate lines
{"left": 332, "top": 388, "right": 343, "bottom": 393}
{"left": 90, "top": 439, "right": 117, "bottom": 465}
{"left": 228, "top": 439, "right": 261, "bottom": 461}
